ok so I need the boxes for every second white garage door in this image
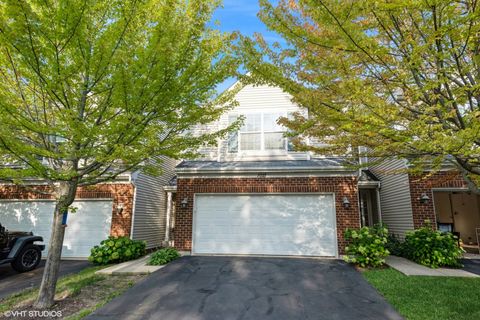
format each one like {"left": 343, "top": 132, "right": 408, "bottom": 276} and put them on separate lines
{"left": 193, "top": 194, "right": 337, "bottom": 256}
{"left": 0, "top": 200, "right": 113, "bottom": 258}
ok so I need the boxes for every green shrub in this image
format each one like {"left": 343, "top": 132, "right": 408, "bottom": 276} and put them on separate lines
{"left": 89, "top": 236, "right": 146, "bottom": 265}
{"left": 148, "top": 247, "right": 180, "bottom": 265}
{"left": 385, "top": 233, "right": 405, "bottom": 256}
{"left": 403, "top": 226, "right": 464, "bottom": 268}
{"left": 344, "top": 224, "right": 390, "bottom": 268}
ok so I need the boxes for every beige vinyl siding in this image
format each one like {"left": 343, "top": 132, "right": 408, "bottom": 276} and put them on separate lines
{"left": 195, "top": 123, "right": 220, "bottom": 160}
{"left": 371, "top": 158, "right": 414, "bottom": 237}
{"left": 195, "top": 84, "right": 309, "bottom": 161}
{"left": 230, "top": 84, "right": 298, "bottom": 111}
{"left": 131, "top": 157, "right": 177, "bottom": 248}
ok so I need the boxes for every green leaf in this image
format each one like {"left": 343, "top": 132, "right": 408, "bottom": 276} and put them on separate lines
{"left": 242, "top": 0, "right": 480, "bottom": 190}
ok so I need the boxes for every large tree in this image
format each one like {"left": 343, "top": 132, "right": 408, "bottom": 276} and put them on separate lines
{"left": 241, "top": 0, "right": 480, "bottom": 191}
{"left": 0, "top": 0, "right": 238, "bottom": 308}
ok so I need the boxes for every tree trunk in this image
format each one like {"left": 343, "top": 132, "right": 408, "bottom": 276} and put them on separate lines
{"left": 34, "top": 181, "right": 78, "bottom": 309}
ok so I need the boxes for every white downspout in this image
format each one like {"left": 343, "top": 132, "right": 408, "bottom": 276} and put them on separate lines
{"left": 129, "top": 172, "right": 139, "bottom": 240}
{"left": 165, "top": 191, "right": 172, "bottom": 245}
{"left": 376, "top": 188, "right": 382, "bottom": 223}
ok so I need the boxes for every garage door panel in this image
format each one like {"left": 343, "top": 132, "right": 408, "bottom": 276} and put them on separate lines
{"left": 196, "top": 240, "right": 335, "bottom": 256}
{"left": 0, "top": 200, "right": 112, "bottom": 258}
{"left": 193, "top": 194, "right": 337, "bottom": 256}
{"left": 1, "top": 202, "right": 54, "bottom": 230}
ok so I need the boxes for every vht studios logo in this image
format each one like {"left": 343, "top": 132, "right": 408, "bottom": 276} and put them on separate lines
{"left": 3, "top": 310, "right": 62, "bottom": 318}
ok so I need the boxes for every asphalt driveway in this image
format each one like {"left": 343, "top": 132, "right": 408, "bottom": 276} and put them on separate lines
{"left": 87, "top": 256, "right": 403, "bottom": 320}
{"left": 462, "top": 258, "right": 480, "bottom": 275}
{"left": 0, "top": 260, "right": 91, "bottom": 299}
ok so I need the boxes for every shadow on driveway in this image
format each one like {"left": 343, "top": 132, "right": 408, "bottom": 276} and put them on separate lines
{"left": 0, "top": 260, "right": 91, "bottom": 300}
{"left": 87, "top": 256, "right": 403, "bottom": 320}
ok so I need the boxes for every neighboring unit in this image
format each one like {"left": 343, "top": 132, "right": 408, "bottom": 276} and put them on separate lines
{"left": 371, "top": 159, "right": 480, "bottom": 251}
{"left": 0, "top": 157, "right": 177, "bottom": 258}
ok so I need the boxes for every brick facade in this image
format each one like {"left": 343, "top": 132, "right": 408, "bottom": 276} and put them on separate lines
{"left": 0, "top": 183, "right": 135, "bottom": 237}
{"left": 408, "top": 171, "right": 467, "bottom": 229}
{"left": 174, "top": 176, "right": 360, "bottom": 255}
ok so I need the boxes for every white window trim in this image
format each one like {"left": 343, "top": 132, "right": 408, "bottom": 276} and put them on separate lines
{"left": 232, "top": 112, "right": 289, "bottom": 154}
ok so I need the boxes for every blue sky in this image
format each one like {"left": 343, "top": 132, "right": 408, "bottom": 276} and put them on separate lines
{"left": 213, "top": 0, "right": 281, "bottom": 42}
{"left": 212, "top": 0, "right": 280, "bottom": 92}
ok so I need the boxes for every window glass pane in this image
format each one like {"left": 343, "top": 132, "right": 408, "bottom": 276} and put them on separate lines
{"left": 227, "top": 131, "right": 238, "bottom": 153}
{"left": 265, "top": 132, "right": 285, "bottom": 150}
{"left": 240, "top": 114, "right": 261, "bottom": 132}
{"left": 287, "top": 137, "right": 295, "bottom": 152}
{"left": 263, "top": 113, "right": 284, "bottom": 132}
{"left": 240, "top": 133, "right": 261, "bottom": 150}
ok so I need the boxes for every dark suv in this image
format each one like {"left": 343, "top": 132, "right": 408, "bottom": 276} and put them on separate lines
{"left": 0, "top": 223, "right": 45, "bottom": 272}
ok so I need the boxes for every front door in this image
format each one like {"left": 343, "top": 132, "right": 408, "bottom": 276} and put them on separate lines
{"left": 359, "top": 189, "right": 380, "bottom": 227}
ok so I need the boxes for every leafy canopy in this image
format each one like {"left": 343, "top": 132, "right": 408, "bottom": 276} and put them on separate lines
{"left": 0, "top": 0, "right": 238, "bottom": 186}
{"left": 241, "top": 0, "right": 480, "bottom": 189}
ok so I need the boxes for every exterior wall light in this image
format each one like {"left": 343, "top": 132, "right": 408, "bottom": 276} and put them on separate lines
{"left": 342, "top": 197, "right": 350, "bottom": 209}
{"left": 419, "top": 193, "right": 430, "bottom": 204}
{"left": 181, "top": 197, "right": 188, "bottom": 208}
{"left": 116, "top": 203, "right": 124, "bottom": 215}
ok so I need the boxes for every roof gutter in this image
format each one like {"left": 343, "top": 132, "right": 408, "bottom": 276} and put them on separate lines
{"left": 176, "top": 166, "right": 356, "bottom": 175}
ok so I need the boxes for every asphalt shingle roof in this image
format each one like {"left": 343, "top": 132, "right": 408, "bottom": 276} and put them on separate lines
{"left": 176, "top": 158, "right": 351, "bottom": 172}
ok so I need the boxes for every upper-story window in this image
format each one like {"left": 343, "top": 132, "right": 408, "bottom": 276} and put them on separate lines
{"left": 228, "top": 112, "right": 293, "bottom": 153}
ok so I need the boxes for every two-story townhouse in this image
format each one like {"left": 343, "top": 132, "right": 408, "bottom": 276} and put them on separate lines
{"left": 163, "top": 83, "right": 479, "bottom": 257}
{"left": 167, "top": 83, "right": 383, "bottom": 257}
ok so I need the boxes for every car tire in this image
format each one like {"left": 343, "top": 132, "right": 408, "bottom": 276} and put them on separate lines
{"left": 11, "top": 244, "right": 42, "bottom": 272}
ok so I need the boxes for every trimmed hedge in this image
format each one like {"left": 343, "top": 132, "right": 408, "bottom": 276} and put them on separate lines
{"left": 89, "top": 236, "right": 146, "bottom": 265}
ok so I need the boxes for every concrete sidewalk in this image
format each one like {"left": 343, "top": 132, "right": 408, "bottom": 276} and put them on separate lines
{"left": 96, "top": 255, "right": 164, "bottom": 275}
{"left": 386, "top": 256, "right": 479, "bottom": 277}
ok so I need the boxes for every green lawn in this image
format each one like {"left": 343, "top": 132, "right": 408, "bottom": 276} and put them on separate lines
{"left": 363, "top": 268, "right": 480, "bottom": 320}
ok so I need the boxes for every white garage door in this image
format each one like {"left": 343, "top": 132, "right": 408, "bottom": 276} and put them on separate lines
{"left": 0, "top": 200, "right": 113, "bottom": 258}
{"left": 193, "top": 194, "right": 337, "bottom": 256}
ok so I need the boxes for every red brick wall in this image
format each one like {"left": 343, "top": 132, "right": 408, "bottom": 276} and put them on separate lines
{"left": 408, "top": 171, "right": 467, "bottom": 229}
{"left": 174, "top": 176, "right": 360, "bottom": 255}
{"left": 0, "top": 183, "right": 135, "bottom": 237}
